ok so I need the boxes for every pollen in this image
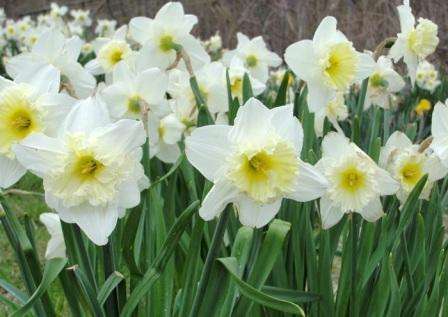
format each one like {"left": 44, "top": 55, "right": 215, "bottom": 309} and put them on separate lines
{"left": 159, "top": 35, "right": 175, "bottom": 52}
{"left": 339, "top": 165, "right": 366, "bottom": 193}
{"left": 73, "top": 154, "right": 104, "bottom": 180}
{"left": 228, "top": 142, "right": 299, "bottom": 203}
{"left": 98, "top": 40, "right": 130, "bottom": 71}
{"left": 399, "top": 161, "right": 423, "bottom": 187}
{"left": 324, "top": 42, "right": 358, "bottom": 90}
{"left": 127, "top": 96, "right": 142, "bottom": 114}
{"left": 246, "top": 55, "right": 258, "bottom": 68}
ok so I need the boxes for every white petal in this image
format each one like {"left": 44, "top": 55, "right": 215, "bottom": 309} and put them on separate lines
{"left": 16, "top": 63, "right": 60, "bottom": 94}
{"left": 116, "top": 180, "right": 141, "bottom": 209}
{"left": 0, "top": 156, "right": 26, "bottom": 188}
{"left": 313, "top": 16, "right": 338, "bottom": 44}
{"left": 137, "top": 68, "right": 168, "bottom": 105}
{"left": 270, "top": 104, "right": 303, "bottom": 153}
{"left": 58, "top": 203, "right": 119, "bottom": 246}
{"left": 129, "top": 17, "right": 153, "bottom": 45}
{"left": 432, "top": 102, "right": 448, "bottom": 138}
{"left": 62, "top": 96, "right": 111, "bottom": 135}
{"left": 199, "top": 180, "right": 239, "bottom": 221}
{"left": 13, "top": 133, "right": 66, "bottom": 178}
{"left": 307, "top": 81, "right": 334, "bottom": 112}
{"left": 154, "top": 142, "right": 181, "bottom": 164}
{"left": 320, "top": 195, "right": 345, "bottom": 229}
{"left": 229, "top": 97, "right": 271, "bottom": 144}
{"left": 234, "top": 197, "right": 282, "bottom": 228}
{"left": 287, "top": 160, "right": 328, "bottom": 202}
{"left": 185, "top": 124, "right": 233, "bottom": 181}
{"left": 424, "top": 155, "right": 448, "bottom": 182}
{"left": 91, "top": 119, "right": 146, "bottom": 157}
{"left": 359, "top": 197, "right": 384, "bottom": 222}
{"left": 397, "top": 2, "right": 415, "bottom": 33}
{"left": 40, "top": 213, "right": 66, "bottom": 259}
{"left": 375, "top": 167, "right": 399, "bottom": 195}
{"left": 321, "top": 132, "right": 352, "bottom": 159}
{"left": 33, "top": 29, "right": 65, "bottom": 61}
{"left": 58, "top": 61, "right": 96, "bottom": 98}
{"left": 284, "top": 40, "right": 320, "bottom": 82}
{"left": 179, "top": 34, "right": 211, "bottom": 70}
{"left": 38, "top": 93, "right": 76, "bottom": 136}
{"left": 355, "top": 53, "right": 375, "bottom": 82}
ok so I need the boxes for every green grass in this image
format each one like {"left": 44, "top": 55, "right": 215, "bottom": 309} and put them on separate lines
{"left": 0, "top": 174, "right": 67, "bottom": 315}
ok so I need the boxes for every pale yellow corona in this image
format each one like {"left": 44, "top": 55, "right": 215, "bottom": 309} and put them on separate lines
{"left": 98, "top": 40, "right": 131, "bottom": 72}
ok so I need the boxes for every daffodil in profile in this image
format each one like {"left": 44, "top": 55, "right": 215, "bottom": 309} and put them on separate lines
{"left": 227, "top": 57, "right": 266, "bottom": 103}
{"left": 129, "top": 2, "right": 210, "bottom": 70}
{"left": 431, "top": 100, "right": 448, "bottom": 167}
{"left": 223, "top": 32, "right": 282, "bottom": 83}
{"left": 314, "top": 92, "right": 348, "bottom": 137}
{"left": 0, "top": 65, "right": 75, "bottom": 189}
{"left": 14, "top": 96, "right": 148, "bottom": 245}
{"left": 389, "top": 0, "right": 439, "bottom": 83}
{"left": 364, "top": 56, "right": 405, "bottom": 110}
{"left": 316, "top": 132, "right": 399, "bottom": 229}
{"left": 185, "top": 98, "right": 328, "bottom": 228}
{"left": 380, "top": 131, "right": 447, "bottom": 203}
{"left": 284, "top": 16, "right": 375, "bottom": 112}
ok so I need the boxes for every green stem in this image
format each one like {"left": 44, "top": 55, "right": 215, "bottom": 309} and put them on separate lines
{"left": 350, "top": 214, "right": 359, "bottom": 317}
{"left": 72, "top": 225, "right": 98, "bottom": 292}
{"left": 188, "top": 207, "right": 230, "bottom": 317}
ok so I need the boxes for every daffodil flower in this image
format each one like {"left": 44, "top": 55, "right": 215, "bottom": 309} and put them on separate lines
{"left": 364, "top": 56, "right": 405, "bottom": 110}
{"left": 285, "top": 16, "right": 375, "bottom": 112}
{"left": 101, "top": 62, "right": 168, "bottom": 120}
{"left": 6, "top": 28, "right": 96, "bottom": 98}
{"left": 40, "top": 213, "right": 66, "bottom": 259}
{"left": 13, "top": 96, "right": 149, "bottom": 245}
{"left": 185, "top": 98, "right": 328, "bottom": 228}
{"left": 129, "top": 2, "right": 210, "bottom": 70}
{"left": 223, "top": 32, "right": 282, "bottom": 83}
{"left": 415, "top": 60, "right": 440, "bottom": 92}
{"left": 380, "top": 131, "right": 447, "bottom": 203}
{"left": 167, "top": 62, "right": 227, "bottom": 115}
{"left": 0, "top": 66, "right": 75, "bottom": 188}
{"left": 85, "top": 25, "right": 132, "bottom": 77}
{"left": 228, "top": 57, "right": 266, "bottom": 103}
{"left": 314, "top": 92, "right": 348, "bottom": 137}
{"left": 316, "top": 132, "right": 399, "bottom": 229}
{"left": 431, "top": 101, "right": 448, "bottom": 167}
{"left": 389, "top": 0, "right": 439, "bottom": 83}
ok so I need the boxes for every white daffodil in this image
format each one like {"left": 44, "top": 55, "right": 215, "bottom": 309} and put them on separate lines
{"left": 50, "top": 2, "right": 68, "bottom": 19}
{"left": 380, "top": 131, "right": 447, "bottom": 203}
{"left": 314, "top": 92, "right": 348, "bottom": 137}
{"left": 95, "top": 19, "right": 117, "bottom": 38}
{"left": 223, "top": 32, "right": 282, "bottom": 83}
{"left": 101, "top": 62, "right": 168, "bottom": 120}
{"left": 70, "top": 9, "right": 92, "bottom": 27}
{"left": 129, "top": 2, "right": 210, "bottom": 70}
{"left": 316, "top": 132, "right": 399, "bottom": 229}
{"left": 4, "top": 20, "right": 18, "bottom": 40}
{"left": 85, "top": 25, "right": 132, "bottom": 76}
{"left": 431, "top": 101, "right": 448, "bottom": 168}
{"left": 415, "top": 60, "right": 440, "bottom": 92}
{"left": 40, "top": 213, "right": 66, "bottom": 259}
{"left": 228, "top": 57, "right": 266, "bottom": 103}
{"left": 149, "top": 111, "right": 185, "bottom": 163}
{"left": 6, "top": 28, "right": 96, "bottom": 98}
{"left": 389, "top": 0, "right": 439, "bottom": 83}
{"left": 167, "top": 62, "right": 227, "bottom": 115}
{"left": 364, "top": 56, "right": 405, "bottom": 110}
{"left": 0, "top": 65, "right": 75, "bottom": 188}
{"left": 285, "top": 16, "right": 375, "bottom": 112}
{"left": 185, "top": 97, "right": 328, "bottom": 228}
{"left": 14, "top": 96, "right": 149, "bottom": 245}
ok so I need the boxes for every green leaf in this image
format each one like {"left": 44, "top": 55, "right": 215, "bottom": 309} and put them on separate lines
{"left": 235, "top": 219, "right": 291, "bottom": 315}
{"left": 242, "top": 72, "right": 254, "bottom": 103}
{"left": 12, "top": 257, "right": 67, "bottom": 317}
{"left": 97, "top": 271, "right": 124, "bottom": 306}
{"left": 261, "top": 286, "right": 320, "bottom": 303}
{"left": 218, "top": 257, "right": 304, "bottom": 316}
{"left": 274, "top": 70, "right": 291, "bottom": 107}
{"left": 0, "top": 277, "right": 28, "bottom": 303}
{"left": 121, "top": 200, "right": 199, "bottom": 317}
{"left": 150, "top": 154, "right": 185, "bottom": 189}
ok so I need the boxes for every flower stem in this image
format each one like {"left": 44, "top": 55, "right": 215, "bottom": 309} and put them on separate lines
{"left": 103, "top": 241, "right": 119, "bottom": 316}
{"left": 350, "top": 214, "right": 359, "bottom": 317}
{"left": 188, "top": 206, "right": 230, "bottom": 317}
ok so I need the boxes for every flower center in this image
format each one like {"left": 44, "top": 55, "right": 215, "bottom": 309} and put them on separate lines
{"left": 246, "top": 55, "right": 258, "bottom": 68}
{"left": 73, "top": 155, "right": 104, "bottom": 180}
{"left": 231, "top": 77, "right": 243, "bottom": 97}
{"left": 127, "top": 96, "right": 142, "bottom": 114}
{"left": 408, "top": 19, "right": 439, "bottom": 58}
{"left": 339, "top": 165, "right": 366, "bottom": 193}
{"left": 369, "top": 73, "right": 389, "bottom": 89}
{"left": 228, "top": 142, "right": 299, "bottom": 203}
{"left": 98, "top": 40, "right": 130, "bottom": 71}
{"left": 159, "top": 35, "right": 175, "bottom": 52}
{"left": 323, "top": 42, "right": 358, "bottom": 90}
{"left": 400, "top": 161, "right": 423, "bottom": 186}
